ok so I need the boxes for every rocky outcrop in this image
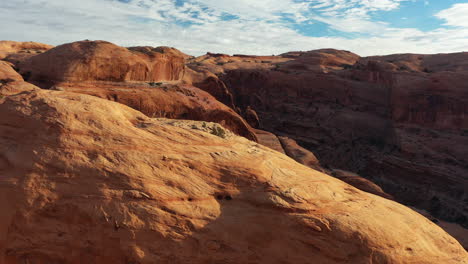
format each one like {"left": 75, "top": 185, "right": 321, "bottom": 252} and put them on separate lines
{"left": 278, "top": 136, "right": 322, "bottom": 171}
{"left": 0, "top": 88, "right": 466, "bottom": 263}
{"left": 244, "top": 106, "right": 260, "bottom": 128}
{"left": 253, "top": 129, "right": 285, "bottom": 154}
{"left": 0, "top": 41, "right": 53, "bottom": 60}
{"left": 0, "top": 61, "right": 22, "bottom": 83}
{"left": 52, "top": 82, "right": 258, "bottom": 141}
{"left": 0, "top": 81, "right": 39, "bottom": 96}
{"left": 18, "top": 41, "right": 185, "bottom": 87}
{"left": 188, "top": 49, "right": 468, "bottom": 230}
{"left": 0, "top": 59, "right": 40, "bottom": 97}
{"left": 331, "top": 170, "right": 394, "bottom": 200}
{"left": 13, "top": 41, "right": 259, "bottom": 141}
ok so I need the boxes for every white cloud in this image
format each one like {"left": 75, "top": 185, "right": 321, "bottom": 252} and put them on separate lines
{"left": 435, "top": 3, "right": 468, "bottom": 28}
{"left": 0, "top": 0, "right": 467, "bottom": 57}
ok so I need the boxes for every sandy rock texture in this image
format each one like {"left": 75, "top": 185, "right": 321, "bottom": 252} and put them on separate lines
{"left": 0, "top": 88, "right": 466, "bottom": 263}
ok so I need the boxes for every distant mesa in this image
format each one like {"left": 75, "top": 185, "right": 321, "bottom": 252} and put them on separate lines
{"left": 19, "top": 40, "right": 186, "bottom": 87}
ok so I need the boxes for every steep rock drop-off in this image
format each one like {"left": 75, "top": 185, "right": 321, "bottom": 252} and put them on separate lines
{"left": 188, "top": 50, "right": 468, "bottom": 229}
{"left": 0, "top": 88, "right": 467, "bottom": 263}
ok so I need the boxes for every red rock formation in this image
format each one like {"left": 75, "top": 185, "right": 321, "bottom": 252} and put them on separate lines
{"left": 189, "top": 49, "right": 468, "bottom": 230}
{"left": 278, "top": 136, "right": 322, "bottom": 171}
{"left": 244, "top": 106, "right": 260, "bottom": 128}
{"left": 0, "top": 41, "right": 53, "bottom": 60}
{"left": 253, "top": 129, "right": 285, "bottom": 154}
{"left": 0, "top": 88, "right": 466, "bottom": 263}
{"left": 13, "top": 41, "right": 260, "bottom": 141}
{"left": 52, "top": 81, "right": 258, "bottom": 142}
{"left": 331, "top": 169, "right": 394, "bottom": 200}
{"left": 0, "top": 81, "right": 39, "bottom": 96}
{"left": 0, "top": 61, "right": 22, "bottom": 82}
{"left": 19, "top": 40, "right": 185, "bottom": 87}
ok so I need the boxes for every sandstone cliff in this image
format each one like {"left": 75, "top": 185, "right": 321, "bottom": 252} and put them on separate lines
{"left": 188, "top": 49, "right": 468, "bottom": 231}
{"left": 18, "top": 40, "right": 185, "bottom": 87}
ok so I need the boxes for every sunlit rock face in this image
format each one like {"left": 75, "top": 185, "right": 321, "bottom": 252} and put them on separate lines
{"left": 0, "top": 88, "right": 466, "bottom": 263}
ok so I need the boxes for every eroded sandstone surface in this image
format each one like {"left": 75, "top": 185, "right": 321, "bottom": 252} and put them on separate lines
{"left": 0, "top": 88, "right": 466, "bottom": 263}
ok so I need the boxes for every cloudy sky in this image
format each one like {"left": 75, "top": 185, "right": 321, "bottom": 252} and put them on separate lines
{"left": 1, "top": 0, "right": 468, "bottom": 56}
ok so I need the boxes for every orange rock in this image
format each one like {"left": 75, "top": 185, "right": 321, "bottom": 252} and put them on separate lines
{"left": 0, "top": 88, "right": 466, "bottom": 263}
{"left": 53, "top": 81, "right": 258, "bottom": 141}
{"left": 413, "top": 208, "right": 468, "bottom": 250}
{"left": 254, "top": 129, "right": 285, "bottom": 154}
{"left": 0, "top": 81, "right": 39, "bottom": 96}
{"left": 19, "top": 41, "right": 185, "bottom": 87}
{"left": 331, "top": 169, "right": 394, "bottom": 200}
{"left": 278, "top": 136, "right": 322, "bottom": 171}
{"left": 0, "top": 61, "right": 22, "bottom": 82}
{"left": 0, "top": 40, "right": 52, "bottom": 60}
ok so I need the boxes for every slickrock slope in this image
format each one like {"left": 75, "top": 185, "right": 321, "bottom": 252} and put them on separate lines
{"left": 414, "top": 208, "right": 468, "bottom": 250}
{"left": 18, "top": 40, "right": 185, "bottom": 87}
{"left": 0, "top": 61, "right": 22, "bottom": 82}
{"left": 189, "top": 49, "right": 468, "bottom": 229}
{"left": 253, "top": 130, "right": 394, "bottom": 201}
{"left": 53, "top": 82, "right": 257, "bottom": 141}
{"left": 0, "top": 89, "right": 467, "bottom": 263}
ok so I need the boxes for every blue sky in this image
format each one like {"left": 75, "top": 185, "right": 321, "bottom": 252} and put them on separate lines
{"left": 1, "top": 0, "right": 468, "bottom": 56}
